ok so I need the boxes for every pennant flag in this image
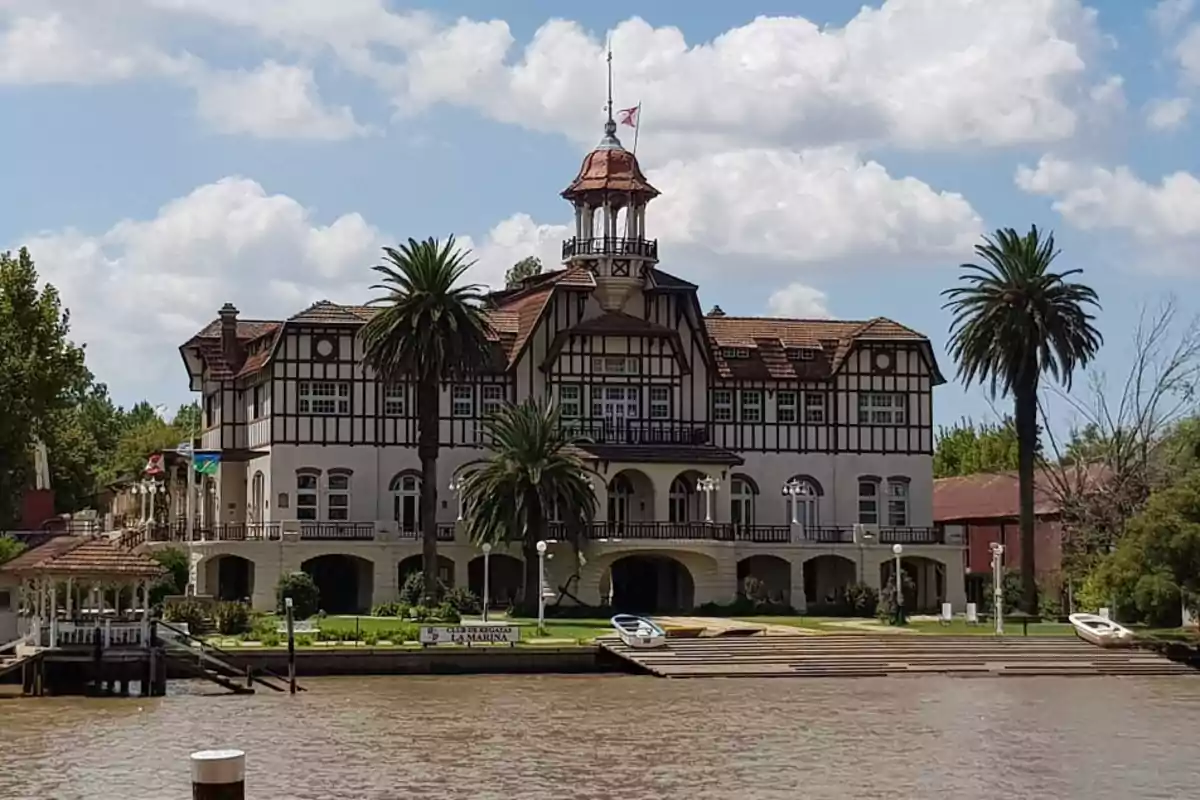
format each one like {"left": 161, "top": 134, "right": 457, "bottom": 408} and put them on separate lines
{"left": 617, "top": 105, "right": 639, "bottom": 127}
{"left": 193, "top": 452, "right": 221, "bottom": 475}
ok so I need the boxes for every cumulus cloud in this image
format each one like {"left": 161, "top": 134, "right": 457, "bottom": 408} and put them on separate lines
{"left": 1152, "top": 0, "right": 1196, "bottom": 35}
{"left": 1145, "top": 96, "right": 1192, "bottom": 130}
{"left": 18, "top": 178, "right": 386, "bottom": 401}
{"left": 766, "top": 283, "right": 832, "bottom": 318}
{"left": 1015, "top": 155, "right": 1200, "bottom": 271}
{"left": 191, "top": 61, "right": 374, "bottom": 140}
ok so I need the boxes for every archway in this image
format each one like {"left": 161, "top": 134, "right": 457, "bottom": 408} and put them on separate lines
{"left": 301, "top": 554, "right": 374, "bottom": 615}
{"left": 389, "top": 471, "right": 422, "bottom": 534}
{"left": 609, "top": 555, "right": 695, "bottom": 613}
{"left": 667, "top": 470, "right": 706, "bottom": 523}
{"left": 803, "top": 554, "right": 856, "bottom": 607}
{"left": 783, "top": 474, "right": 822, "bottom": 529}
{"left": 206, "top": 554, "right": 255, "bottom": 602}
{"left": 881, "top": 555, "right": 945, "bottom": 612}
{"left": 606, "top": 469, "right": 655, "bottom": 529}
{"left": 737, "top": 555, "right": 790, "bottom": 607}
{"left": 467, "top": 554, "right": 524, "bottom": 609}
{"left": 398, "top": 554, "right": 456, "bottom": 589}
{"left": 730, "top": 474, "right": 758, "bottom": 528}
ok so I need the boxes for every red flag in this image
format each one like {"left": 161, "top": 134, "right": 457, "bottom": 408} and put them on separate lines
{"left": 617, "top": 105, "right": 639, "bottom": 127}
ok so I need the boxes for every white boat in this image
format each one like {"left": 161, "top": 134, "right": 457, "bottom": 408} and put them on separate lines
{"left": 1069, "top": 613, "right": 1135, "bottom": 648}
{"left": 610, "top": 614, "right": 668, "bottom": 649}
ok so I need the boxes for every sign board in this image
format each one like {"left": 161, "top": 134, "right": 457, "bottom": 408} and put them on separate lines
{"left": 419, "top": 625, "right": 520, "bottom": 646}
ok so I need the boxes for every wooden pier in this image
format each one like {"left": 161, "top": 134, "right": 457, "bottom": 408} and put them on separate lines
{"left": 598, "top": 634, "right": 1197, "bottom": 678}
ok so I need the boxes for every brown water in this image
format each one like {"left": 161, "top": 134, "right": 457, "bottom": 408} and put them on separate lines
{"left": 2, "top": 675, "right": 1198, "bottom": 799}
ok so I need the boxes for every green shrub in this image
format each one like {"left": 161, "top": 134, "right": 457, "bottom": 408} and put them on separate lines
{"left": 163, "top": 598, "right": 209, "bottom": 630}
{"left": 877, "top": 573, "right": 917, "bottom": 625}
{"left": 259, "top": 631, "right": 282, "bottom": 647}
{"left": 379, "top": 623, "right": 418, "bottom": 643}
{"left": 149, "top": 547, "right": 189, "bottom": 606}
{"left": 372, "top": 601, "right": 408, "bottom": 617}
{"left": 213, "top": 601, "right": 252, "bottom": 635}
{"left": 362, "top": 630, "right": 380, "bottom": 646}
{"left": 316, "top": 628, "right": 342, "bottom": 642}
{"left": 410, "top": 604, "right": 431, "bottom": 622}
{"left": 842, "top": 582, "right": 879, "bottom": 617}
{"left": 276, "top": 572, "right": 320, "bottom": 619}
{"left": 443, "top": 586, "right": 480, "bottom": 615}
{"left": 435, "top": 602, "right": 461, "bottom": 624}
{"left": 294, "top": 634, "right": 315, "bottom": 647}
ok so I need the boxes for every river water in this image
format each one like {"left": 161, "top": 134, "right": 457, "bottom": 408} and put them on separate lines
{"left": 2, "top": 675, "right": 1198, "bottom": 799}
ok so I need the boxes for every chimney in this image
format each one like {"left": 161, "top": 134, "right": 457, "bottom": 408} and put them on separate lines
{"left": 708, "top": 305, "right": 726, "bottom": 317}
{"left": 218, "top": 303, "right": 243, "bottom": 368}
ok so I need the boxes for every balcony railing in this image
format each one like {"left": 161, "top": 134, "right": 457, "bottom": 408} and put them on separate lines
{"left": 564, "top": 419, "right": 709, "bottom": 446}
{"left": 877, "top": 526, "right": 943, "bottom": 545}
{"left": 561, "top": 236, "right": 658, "bottom": 261}
{"left": 299, "top": 522, "right": 375, "bottom": 541}
{"left": 541, "top": 522, "right": 944, "bottom": 544}
{"left": 397, "top": 524, "right": 458, "bottom": 542}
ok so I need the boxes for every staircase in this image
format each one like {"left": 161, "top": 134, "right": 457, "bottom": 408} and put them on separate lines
{"left": 158, "top": 622, "right": 298, "bottom": 694}
{"left": 598, "top": 634, "right": 1197, "bottom": 678}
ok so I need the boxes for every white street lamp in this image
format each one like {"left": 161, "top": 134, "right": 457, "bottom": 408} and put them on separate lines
{"left": 481, "top": 542, "right": 492, "bottom": 623}
{"left": 990, "top": 542, "right": 1005, "bottom": 635}
{"left": 892, "top": 543, "right": 904, "bottom": 623}
{"left": 696, "top": 475, "right": 718, "bottom": 523}
{"left": 536, "top": 540, "right": 548, "bottom": 635}
{"left": 781, "top": 480, "right": 803, "bottom": 539}
{"left": 448, "top": 476, "right": 465, "bottom": 522}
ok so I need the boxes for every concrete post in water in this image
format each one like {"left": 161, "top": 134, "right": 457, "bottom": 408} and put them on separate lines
{"left": 191, "top": 749, "right": 244, "bottom": 799}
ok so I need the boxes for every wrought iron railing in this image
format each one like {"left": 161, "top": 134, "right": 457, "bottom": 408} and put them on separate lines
{"left": 878, "top": 526, "right": 943, "bottom": 545}
{"left": 299, "top": 522, "right": 375, "bottom": 541}
{"left": 397, "top": 524, "right": 457, "bottom": 542}
{"left": 561, "top": 236, "right": 658, "bottom": 261}
{"left": 562, "top": 419, "right": 710, "bottom": 446}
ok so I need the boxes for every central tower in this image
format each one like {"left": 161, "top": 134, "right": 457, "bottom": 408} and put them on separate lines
{"left": 560, "top": 51, "right": 660, "bottom": 312}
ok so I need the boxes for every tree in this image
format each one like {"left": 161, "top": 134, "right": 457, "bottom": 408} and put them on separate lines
{"left": 505, "top": 256, "right": 542, "bottom": 288}
{"left": 0, "top": 535, "right": 25, "bottom": 565}
{"left": 933, "top": 417, "right": 1021, "bottom": 478}
{"left": 359, "top": 237, "right": 493, "bottom": 602}
{"left": 0, "top": 248, "right": 91, "bottom": 527}
{"left": 458, "top": 399, "right": 598, "bottom": 612}
{"left": 942, "top": 226, "right": 1102, "bottom": 613}
{"left": 172, "top": 401, "right": 202, "bottom": 437}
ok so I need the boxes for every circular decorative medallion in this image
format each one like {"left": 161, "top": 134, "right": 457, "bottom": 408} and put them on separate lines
{"left": 873, "top": 351, "right": 893, "bottom": 371}
{"left": 315, "top": 338, "right": 334, "bottom": 357}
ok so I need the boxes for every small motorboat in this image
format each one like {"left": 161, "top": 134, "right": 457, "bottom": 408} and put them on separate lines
{"left": 610, "top": 614, "right": 668, "bottom": 649}
{"left": 1069, "top": 613, "right": 1135, "bottom": 648}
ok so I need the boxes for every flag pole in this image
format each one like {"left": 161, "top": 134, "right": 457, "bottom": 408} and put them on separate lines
{"left": 631, "top": 101, "right": 642, "bottom": 155}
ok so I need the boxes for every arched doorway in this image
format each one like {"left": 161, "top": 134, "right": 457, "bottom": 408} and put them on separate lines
{"left": 881, "top": 555, "right": 945, "bottom": 612}
{"left": 250, "top": 471, "right": 265, "bottom": 524}
{"left": 397, "top": 554, "right": 456, "bottom": 589}
{"left": 667, "top": 470, "right": 705, "bottom": 523}
{"left": 730, "top": 474, "right": 758, "bottom": 528}
{"left": 803, "top": 554, "right": 856, "bottom": 607}
{"left": 207, "top": 554, "right": 255, "bottom": 602}
{"left": 737, "top": 555, "right": 791, "bottom": 606}
{"left": 467, "top": 554, "right": 524, "bottom": 609}
{"left": 389, "top": 471, "right": 422, "bottom": 534}
{"left": 606, "top": 469, "right": 654, "bottom": 531}
{"left": 301, "top": 554, "right": 374, "bottom": 615}
{"left": 609, "top": 555, "right": 695, "bottom": 613}
{"left": 783, "top": 474, "right": 822, "bottom": 529}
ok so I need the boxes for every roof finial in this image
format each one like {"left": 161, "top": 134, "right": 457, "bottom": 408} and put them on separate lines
{"left": 599, "top": 36, "right": 622, "bottom": 148}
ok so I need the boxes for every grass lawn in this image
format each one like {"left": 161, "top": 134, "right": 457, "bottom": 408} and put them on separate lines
{"left": 734, "top": 616, "right": 1078, "bottom": 636}
{"left": 210, "top": 614, "right": 612, "bottom": 647}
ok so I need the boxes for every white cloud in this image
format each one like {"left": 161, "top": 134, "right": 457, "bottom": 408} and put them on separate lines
{"left": 1178, "top": 23, "right": 1200, "bottom": 85}
{"left": 766, "top": 283, "right": 832, "bottom": 318}
{"left": 1152, "top": 0, "right": 1195, "bottom": 35}
{"left": 459, "top": 214, "right": 570, "bottom": 290}
{"left": 191, "top": 61, "right": 373, "bottom": 140}
{"left": 18, "top": 178, "right": 386, "bottom": 401}
{"left": 1145, "top": 96, "right": 1192, "bottom": 130}
{"left": 1015, "top": 155, "right": 1200, "bottom": 271}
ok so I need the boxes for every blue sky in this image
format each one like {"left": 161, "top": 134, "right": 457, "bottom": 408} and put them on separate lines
{"left": 2, "top": 0, "right": 1198, "bottom": 437}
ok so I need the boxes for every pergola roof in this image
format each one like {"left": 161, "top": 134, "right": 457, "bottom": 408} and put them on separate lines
{"left": 0, "top": 536, "right": 166, "bottom": 579}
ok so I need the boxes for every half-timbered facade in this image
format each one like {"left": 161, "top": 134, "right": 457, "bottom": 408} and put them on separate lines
{"left": 171, "top": 112, "right": 966, "bottom": 616}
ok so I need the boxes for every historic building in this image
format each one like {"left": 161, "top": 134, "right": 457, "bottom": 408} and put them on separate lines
{"left": 172, "top": 111, "right": 966, "bottom": 616}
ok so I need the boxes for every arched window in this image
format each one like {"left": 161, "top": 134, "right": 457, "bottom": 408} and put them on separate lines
{"left": 327, "top": 469, "right": 352, "bottom": 521}
{"left": 250, "top": 471, "right": 265, "bottom": 523}
{"left": 730, "top": 475, "right": 757, "bottom": 527}
{"left": 784, "top": 475, "right": 821, "bottom": 529}
{"left": 608, "top": 474, "right": 633, "bottom": 526}
{"left": 389, "top": 472, "right": 422, "bottom": 533}
{"left": 669, "top": 477, "right": 694, "bottom": 523}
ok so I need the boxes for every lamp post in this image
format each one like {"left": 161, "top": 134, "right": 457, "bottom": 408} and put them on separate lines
{"left": 536, "top": 540, "right": 548, "bottom": 635}
{"left": 696, "top": 475, "right": 718, "bottom": 523}
{"left": 892, "top": 543, "right": 904, "bottom": 625}
{"left": 990, "top": 542, "right": 1004, "bottom": 635}
{"left": 449, "top": 476, "right": 465, "bottom": 522}
{"left": 481, "top": 542, "right": 492, "bottom": 623}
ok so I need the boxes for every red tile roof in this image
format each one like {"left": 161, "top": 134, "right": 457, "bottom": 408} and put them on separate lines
{"left": 562, "top": 146, "right": 659, "bottom": 198}
{"left": 934, "top": 464, "right": 1111, "bottom": 522}
{"left": 1, "top": 536, "right": 167, "bottom": 578}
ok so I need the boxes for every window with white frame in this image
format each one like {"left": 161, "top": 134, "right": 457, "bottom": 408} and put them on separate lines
{"left": 298, "top": 381, "right": 349, "bottom": 415}
{"left": 804, "top": 392, "right": 826, "bottom": 423}
{"left": 740, "top": 390, "right": 763, "bottom": 423}
{"left": 650, "top": 386, "right": 670, "bottom": 419}
{"left": 730, "top": 476, "right": 756, "bottom": 526}
{"left": 887, "top": 479, "right": 909, "bottom": 526}
{"left": 591, "top": 355, "right": 639, "bottom": 374}
{"left": 857, "top": 479, "right": 879, "bottom": 524}
{"left": 776, "top": 391, "right": 797, "bottom": 423}
{"left": 858, "top": 392, "right": 906, "bottom": 425}
{"left": 327, "top": 472, "right": 351, "bottom": 521}
{"left": 383, "top": 384, "right": 406, "bottom": 416}
{"left": 713, "top": 389, "right": 733, "bottom": 422}
{"left": 784, "top": 476, "right": 820, "bottom": 528}
{"left": 721, "top": 347, "right": 751, "bottom": 359}
{"left": 451, "top": 385, "right": 473, "bottom": 417}
{"left": 481, "top": 384, "right": 504, "bottom": 416}
{"left": 558, "top": 384, "right": 581, "bottom": 418}
{"left": 296, "top": 472, "right": 320, "bottom": 520}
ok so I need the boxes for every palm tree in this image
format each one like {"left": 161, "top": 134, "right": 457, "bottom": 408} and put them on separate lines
{"left": 943, "top": 226, "right": 1102, "bottom": 613}
{"left": 359, "top": 237, "right": 493, "bottom": 602}
{"left": 458, "top": 399, "right": 598, "bottom": 613}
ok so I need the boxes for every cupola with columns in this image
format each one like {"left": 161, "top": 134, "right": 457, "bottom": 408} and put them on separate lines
{"left": 560, "top": 52, "right": 659, "bottom": 312}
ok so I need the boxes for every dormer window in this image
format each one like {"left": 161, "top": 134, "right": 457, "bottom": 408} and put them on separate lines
{"left": 786, "top": 347, "right": 817, "bottom": 361}
{"left": 721, "top": 347, "right": 751, "bottom": 360}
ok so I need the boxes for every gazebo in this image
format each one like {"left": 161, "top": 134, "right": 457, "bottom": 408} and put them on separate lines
{"left": 1, "top": 536, "right": 167, "bottom": 649}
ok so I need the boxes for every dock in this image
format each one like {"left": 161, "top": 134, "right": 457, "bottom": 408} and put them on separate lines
{"left": 598, "top": 634, "right": 1196, "bottom": 678}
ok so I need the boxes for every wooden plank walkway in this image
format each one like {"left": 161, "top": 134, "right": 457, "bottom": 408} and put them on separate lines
{"left": 598, "top": 634, "right": 1196, "bottom": 678}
